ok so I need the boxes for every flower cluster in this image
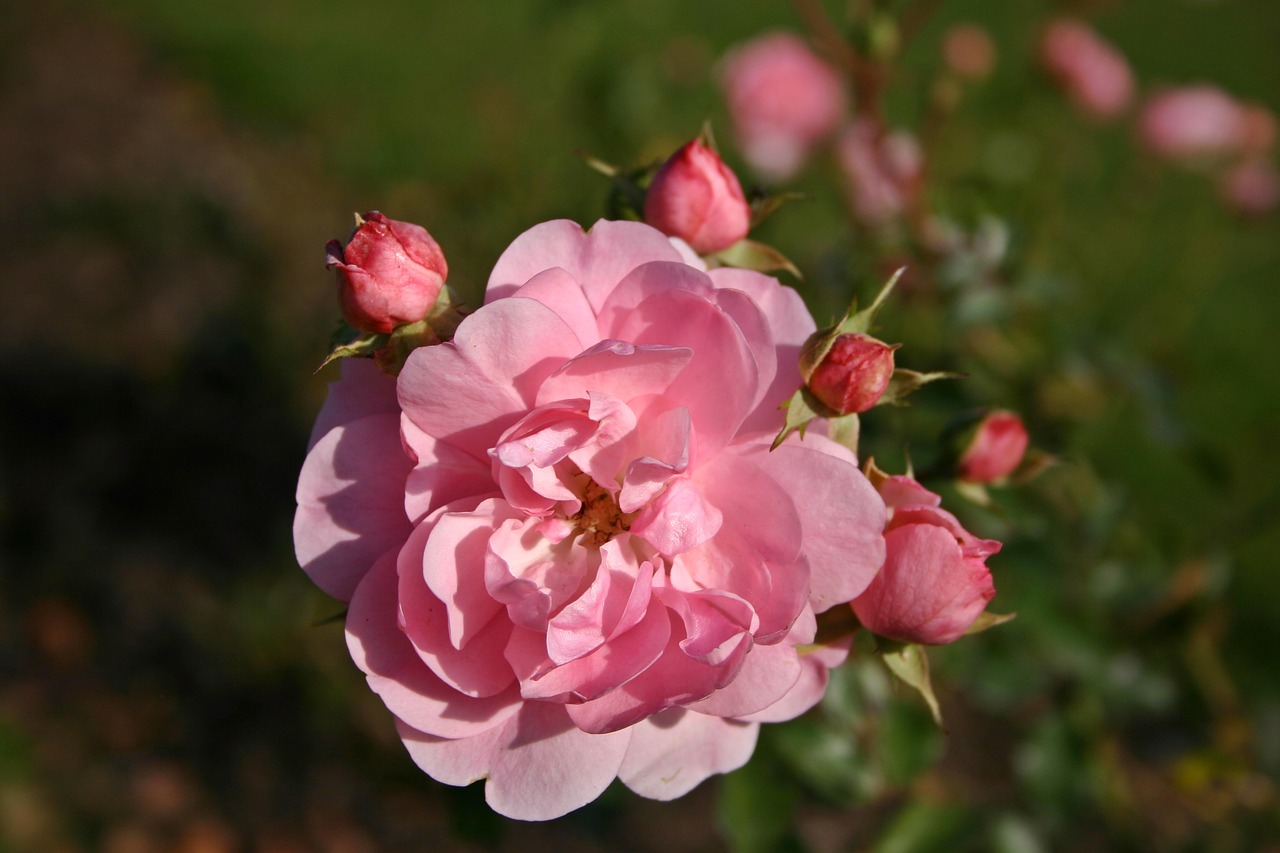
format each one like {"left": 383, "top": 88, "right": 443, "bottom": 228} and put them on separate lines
{"left": 296, "top": 193, "right": 1009, "bottom": 818}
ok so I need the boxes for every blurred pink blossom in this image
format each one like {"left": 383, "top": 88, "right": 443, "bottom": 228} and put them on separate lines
{"left": 1138, "top": 85, "right": 1253, "bottom": 160}
{"left": 852, "top": 475, "right": 998, "bottom": 645}
{"left": 643, "top": 138, "right": 751, "bottom": 254}
{"left": 835, "top": 121, "right": 923, "bottom": 226}
{"left": 721, "top": 32, "right": 847, "bottom": 181}
{"left": 1220, "top": 157, "right": 1280, "bottom": 215}
{"left": 296, "top": 219, "right": 887, "bottom": 819}
{"left": 1040, "top": 19, "right": 1135, "bottom": 121}
{"left": 325, "top": 212, "right": 448, "bottom": 334}
{"left": 957, "top": 410, "right": 1029, "bottom": 484}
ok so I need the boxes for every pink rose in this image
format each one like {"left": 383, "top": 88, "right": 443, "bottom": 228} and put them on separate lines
{"left": 721, "top": 32, "right": 847, "bottom": 181}
{"left": 643, "top": 138, "right": 751, "bottom": 254}
{"left": 852, "top": 476, "right": 998, "bottom": 645}
{"left": 835, "top": 121, "right": 923, "bottom": 226}
{"left": 1138, "top": 85, "right": 1251, "bottom": 161}
{"left": 296, "top": 220, "right": 887, "bottom": 819}
{"left": 326, "top": 212, "right": 448, "bottom": 334}
{"left": 1039, "top": 19, "right": 1134, "bottom": 121}
{"left": 807, "top": 333, "right": 896, "bottom": 415}
{"left": 957, "top": 410, "right": 1029, "bottom": 484}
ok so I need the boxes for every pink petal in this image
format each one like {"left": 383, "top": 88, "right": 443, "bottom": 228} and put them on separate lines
{"left": 400, "top": 415, "right": 495, "bottom": 523}
{"left": 614, "top": 288, "right": 759, "bottom": 463}
{"left": 397, "top": 717, "right": 506, "bottom": 785}
{"left": 535, "top": 339, "right": 693, "bottom": 408}
{"left": 419, "top": 499, "right": 515, "bottom": 648}
{"left": 398, "top": 297, "right": 583, "bottom": 460}
{"left": 485, "top": 516, "right": 598, "bottom": 630}
{"left": 688, "top": 641, "right": 802, "bottom": 718}
{"left": 295, "top": 412, "right": 413, "bottom": 602}
{"left": 545, "top": 546, "right": 655, "bottom": 663}
{"left": 594, "top": 260, "right": 717, "bottom": 339}
{"left": 709, "top": 286, "right": 777, "bottom": 425}
{"left": 397, "top": 518, "right": 516, "bottom": 698}
{"left": 307, "top": 357, "right": 400, "bottom": 451}
{"left": 517, "top": 604, "right": 671, "bottom": 702}
{"left": 486, "top": 219, "right": 686, "bottom": 311}
{"left": 737, "top": 649, "right": 840, "bottom": 723}
{"left": 346, "top": 550, "right": 520, "bottom": 738}
{"left": 618, "top": 709, "right": 759, "bottom": 800}
{"left": 618, "top": 405, "right": 692, "bottom": 512}
{"left": 708, "top": 268, "right": 816, "bottom": 434}
{"left": 484, "top": 702, "right": 632, "bottom": 821}
{"left": 749, "top": 439, "right": 886, "bottom": 610}
{"left": 508, "top": 266, "right": 600, "bottom": 349}
{"left": 629, "top": 477, "right": 724, "bottom": 557}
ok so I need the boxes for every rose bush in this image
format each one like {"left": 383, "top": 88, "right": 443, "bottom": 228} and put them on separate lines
{"left": 296, "top": 219, "right": 887, "bottom": 820}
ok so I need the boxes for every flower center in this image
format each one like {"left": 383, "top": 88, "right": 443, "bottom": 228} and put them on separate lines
{"left": 572, "top": 480, "right": 636, "bottom": 547}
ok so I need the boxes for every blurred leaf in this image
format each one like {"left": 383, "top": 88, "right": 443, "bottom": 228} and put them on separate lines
{"left": 872, "top": 802, "right": 975, "bottom": 853}
{"left": 710, "top": 239, "right": 802, "bottom": 279}
{"left": 717, "top": 748, "right": 803, "bottom": 853}
{"left": 877, "top": 368, "right": 965, "bottom": 408}
{"left": 965, "top": 611, "right": 1017, "bottom": 635}
{"left": 879, "top": 700, "right": 944, "bottom": 786}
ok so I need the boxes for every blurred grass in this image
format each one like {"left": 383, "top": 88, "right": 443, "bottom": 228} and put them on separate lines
{"left": 3, "top": 0, "right": 1278, "bottom": 849}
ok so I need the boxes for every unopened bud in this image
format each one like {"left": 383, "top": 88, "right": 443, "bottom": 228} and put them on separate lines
{"left": 957, "top": 410, "right": 1029, "bottom": 484}
{"left": 808, "top": 333, "right": 896, "bottom": 414}
{"left": 644, "top": 139, "right": 751, "bottom": 254}
{"left": 326, "top": 212, "right": 448, "bottom": 334}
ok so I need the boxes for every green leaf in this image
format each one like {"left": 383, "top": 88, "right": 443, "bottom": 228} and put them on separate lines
{"left": 840, "top": 267, "right": 906, "bottom": 336}
{"left": 880, "top": 642, "right": 944, "bottom": 727}
{"left": 748, "top": 191, "right": 805, "bottom": 229}
{"left": 709, "top": 239, "right": 802, "bottom": 279}
{"left": 965, "top": 611, "right": 1017, "bottom": 635}
{"left": 872, "top": 802, "right": 974, "bottom": 853}
{"left": 716, "top": 748, "right": 802, "bottom": 853}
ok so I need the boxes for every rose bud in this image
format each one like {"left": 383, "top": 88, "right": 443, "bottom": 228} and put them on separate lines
{"left": 852, "top": 475, "right": 999, "bottom": 645}
{"left": 325, "top": 212, "right": 448, "bottom": 334}
{"left": 1039, "top": 19, "right": 1134, "bottom": 121}
{"left": 957, "top": 410, "right": 1029, "bottom": 484}
{"left": 808, "top": 333, "right": 896, "bottom": 414}
{"left": 643, "top": 138, "right": 751, "bottom": 254}
{"left": 720, "top": 31, "right": 847, "bottom": 181}
{"left": 1138, "top": 85, "right": 1250, "bottom": 161}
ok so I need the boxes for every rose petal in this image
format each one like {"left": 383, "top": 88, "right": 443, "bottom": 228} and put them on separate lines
{"left": 618, "top": 709, "right": 759, "bottom": 800}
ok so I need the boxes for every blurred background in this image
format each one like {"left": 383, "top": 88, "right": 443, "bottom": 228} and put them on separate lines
{"left": 1, "top": 0, "right": 1277, "bottom": 850}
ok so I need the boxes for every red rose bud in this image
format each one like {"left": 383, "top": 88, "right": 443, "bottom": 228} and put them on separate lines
{"left": 326, "top": 212, "right": 448, "bottom": 334}
{"left": 957, "top": 410, "right": 1029, "bottom": 484}
{"left": 808, "top": 333, "right": 896, "bottom": 414}
{"left": 643, "top": 139, "right": 751, "bottom": 254}
{"left": 852, "top": 475, "right": 999, "bottom": 645}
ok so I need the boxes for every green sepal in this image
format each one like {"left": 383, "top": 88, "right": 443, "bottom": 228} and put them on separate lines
{"left": 964, "top": 611, "right": 1017, "bottom": 635}
{"left": 953, "top": 479, "right": 992, "bottom": 507}
{"left": 748, "top": 191, "right": 805, "bottom": 230}
{"left": 797, "top": 267, "right": 905, "bottom": 383}
{"left": 315, "top": 331, "right": 387, "bottom": 373}
{"left": 880, "top": 640, "right": 945, "bottom": 728}
{"left": 828, "top": 412, "right": 860, "bottom": 457}
{"left": 877, "top": 368, "right": 965, "bottom": 407}
{"left": 578, "top": 150, "right": 655, "bottom": 222}
{"left": 771, "top": 387, "right": 830, "bottom": 450}
{"left": 708, "top": 239, "right": 802, "bottom": 279}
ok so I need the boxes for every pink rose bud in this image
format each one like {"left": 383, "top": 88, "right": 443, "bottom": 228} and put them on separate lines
{"left": 325, "top": 212, "right": 448, "bottom": 334}
{"left": 1138, "top": 85, "right": 1250, "bottom": 161}
{"left": 808, "top": 333, "right": 896, "bottom": 414}
{"left": 957, "top": 410, "right": 1029, "bottom": 484}
{"left": 1039, "top": 19, "right": 1134, "bottom": 121}
{"left": 1220, "top": 157, "right": 1280, "bottom": 216}
{"left": 942, "top": 23, "right": 996, "bottom": 82}
{"left": 643, "top": 138, "right": 751, "bottom": 254}
{"left": 852, "top": 476, "right": 999, "bottom": 645}
{"left": 721, "top": 32, "right": 847, "bottom": 181}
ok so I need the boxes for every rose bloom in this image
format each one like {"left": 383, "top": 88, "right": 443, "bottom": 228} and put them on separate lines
{"left": 721, "top": 32, "right": 847, "bottom": 181}
{"left": 1220, "top": 157, "right": 1280, "bottom": 216}
{"left": 296, "top": 220, "right": 886, "bottom": 820}
{"left": 1138, "top": 85, "right": 1252, "bottom": 161}
{"left": 852, "top": 475, "right": 998, "bottom": 645}
{"left": 1039, "top": 19, "right": 1134, "bottom": 121}
{"left": 835, "top": 121, "right": 923, "bottom": 226}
